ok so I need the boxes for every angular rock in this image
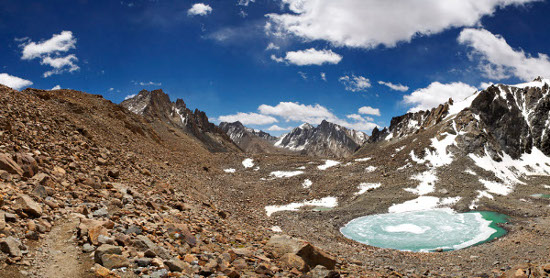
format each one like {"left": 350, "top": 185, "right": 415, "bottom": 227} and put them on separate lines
{"left": 14, "top": 194, "right": 42, "bottom": 218}
{"left": 132, "top": 235, "right": 171, "bottom": 259}
{"left": 308, "top": 265, "right": 340, "bottom": 278}
{"left": 0, "top": 153, "right": 23, "bottom": 176}
{"left": 266, "top": 235, "right": 336, "bottom": 270}
{"left": 0, "top": 236, "right": 22, "bottom": 257}
{"left": 94, "top": 244, "right": 122, "bottom": 264}
{"left": 101, "top": 254, "right": 129, "bottom": 269}
{"left": 0, "top": 211, "right": 5, "bottom": 231}
{"left": 281, "top": 253, "right": 309, "bottom": 272}
{"left": 15, "top": 153, "right": 39, "bottom": 178}
{"left": 164, "top": 259, "right": 192, "bottom": 273}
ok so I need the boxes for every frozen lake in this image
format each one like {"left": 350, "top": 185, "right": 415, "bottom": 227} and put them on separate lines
{"left": 340, "top": 209, "right": 507, "bottom": 252}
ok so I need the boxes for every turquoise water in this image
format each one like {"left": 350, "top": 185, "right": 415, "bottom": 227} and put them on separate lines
{"left": 340, "top": 209, "right": 508, "bottom": 252}
{"left": 531, "top": 193, "right": 550, "bottom": 199}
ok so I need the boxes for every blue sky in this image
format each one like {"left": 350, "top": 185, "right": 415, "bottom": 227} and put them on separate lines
{"left": 1, "top": 0, "right": 550, "bottom": 136}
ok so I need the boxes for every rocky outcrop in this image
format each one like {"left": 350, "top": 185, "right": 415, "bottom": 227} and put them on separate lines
{"left": 275, "top": 120, "right": 368, "bottom": 158}
{"left": 121, "top": 89, "right": 238, "bottom": 152}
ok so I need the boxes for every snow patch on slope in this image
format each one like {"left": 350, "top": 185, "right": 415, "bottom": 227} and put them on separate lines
{"left": 265, "top": 197, "right": 338, "bottom": 217}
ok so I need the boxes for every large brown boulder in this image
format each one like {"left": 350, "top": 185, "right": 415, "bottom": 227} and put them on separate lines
{"left": 14, "top": 153, "right": 39, "bottom": 178}
{"left": 0, "top": 153, "right": 23, "bottom": 176}
{"left": 266, "top": 235, "right": 337, "bottom": 270}
{"left": 14, "top": 195, "right": 42, "bottom": 218}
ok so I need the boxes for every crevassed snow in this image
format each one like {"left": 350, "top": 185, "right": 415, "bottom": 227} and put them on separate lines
{"left": 388, "top": 196, "right": 461, "bottom": 213}
{"left": 242, "top": 158, "right": 254, "bottom": 168}
{"left": 317, "top": 160, "right": 340, "bottom": 170}
{"left": 355, "top": 157, "right": 372, "bottom": 162}
{"left": 405, "top": 170, "right": 438, "bottom": 195}
{"left": 365, "top": 166, "right": 377, "bottom": 173}
{"left": 469, "top": 147, "right": 550, "bottom": 193}
{"left": 224, "top": 168, "right": 236, "bottom": 173}
{"left": 355, "top": 183, "right": 381, "bottom": 195}
{"left": 269, "top": 171, "right": 304, "bottom": 178}
{"left": 265, "top": 197, "right": 338, "bottom": 217}
{"left": 302, "top": 179, "right": 313, "bottom": 189}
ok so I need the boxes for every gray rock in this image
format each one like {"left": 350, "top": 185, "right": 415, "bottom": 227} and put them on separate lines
{"left": 165, "top": 259, "right": 191, "bottom": 272}
{"left": 94, "top": 244, "right": 122, "bottom": 264}
{"left": 14, "top": 194, "right": 42, "bottom": 218}
{"left": 133, "top": 235, "right": 170, "bottom": 259}
{"left": 82, "top": 243, "right": 95, "bottom": 253}
{"left": 101, "top": 254, "right": 129, "bottom": 269}
{"left": 0, "top": 236, "right": 22, "bottom": 257}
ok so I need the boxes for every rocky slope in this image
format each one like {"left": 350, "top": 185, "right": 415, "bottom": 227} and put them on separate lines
{"left": 275, "top": 121, "right": 368, "bottom": 158}
{"left": 121, "top": 89, "right": 239, "bottom": 152}
{"left": 218, "top": 121, "right": 284, "bottom": 154}
{"left": 0, "top": 85, "right": 350, "bottom": 278}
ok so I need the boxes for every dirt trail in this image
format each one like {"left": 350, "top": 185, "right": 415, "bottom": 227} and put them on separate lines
{"left": 0, "top": 216, "right": 95, "bottom": 278}
{"left": 31, "top": 216, "right": 94, "bottom": 278}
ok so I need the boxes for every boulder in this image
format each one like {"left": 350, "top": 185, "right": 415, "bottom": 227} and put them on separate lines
{"left": 266, "top": 235, "right": 337, "bottom": 270}
{"left": 164, "top": 259, "right": 192, "bottom": 273}
{"left": 281, "top": 253, "right": 309, "bottom": 272}
{"left": 14, "top": 194, "right": 42, "bottom": 218}
{"left": 308, "top": 265, "right": 340, "bottom": 278}
{"left": 132, "top": 235, "right": 171, "bottom": 259}
{"left": 14, "top": 153, "right": 39, "bottom": 178}
{"left": 0, "top": 153, "right": 23, "bottom": 176}
{"left": 101, "top": 254, "right": 129, "bottom": 269}
{"left": 94, "top": 244, "right": 122, "bottom": 264}
{"left": 0, "top": 236, "right": 22, "bottom": 257}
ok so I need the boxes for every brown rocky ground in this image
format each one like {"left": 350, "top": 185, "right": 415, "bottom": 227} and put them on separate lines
{"left": 0, "top": 86, "right": 548, "bottom": 277}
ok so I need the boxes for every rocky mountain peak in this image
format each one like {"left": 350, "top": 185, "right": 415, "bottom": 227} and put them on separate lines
{"left": 121, "top": 89, "right": 237, "bottom": 152}
{"left": 275, "top": 120, "right": 368, "bottom": 157}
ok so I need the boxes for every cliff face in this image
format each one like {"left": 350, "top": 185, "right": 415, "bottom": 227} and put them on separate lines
{"left": 121, "top": 89, "right": 238, "bottom": 152}
{"left": 219, "top": 121, "right": 284, "bottom": 153}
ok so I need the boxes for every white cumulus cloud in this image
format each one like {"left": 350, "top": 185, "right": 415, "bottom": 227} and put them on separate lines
{"left": 320, "top": 72, "right": 326, "bottom": 81}
{"left": 266, "top": 0, "right": 537, "bottom": 49}
{"left": 403, "top": 82, "right": 477, "bottom": 112}
{"left": 266, "top": 42, "right": 280, "bottom": 50}
{"left": 339, "top": 75, "right": 371, "bottom": 92}
{"left": 20, "top": 31, "right": 79, "bottom": 77}
{"left": 358, "top": 106, "right": 381, "bottom": 116}
{"left": 267, "top": 125, "right": 293, "bottom": 131}
{"left": 188, "top": 3, "right": 212, "bottom": 16}
{"left": 258, "top": 101, "right": 377, "bottom": 131}
{"left": 0, "top": 73, "right": 33, "bottom": 90}
{"left": 218, "top": 112, "right": 278, "bottom": 125}
{"left": 458, "top": 28, "right": 550, "bottom": 81}
{"left": 378, "top": 81, "right": 409, "bottom": 92}
{"left": 51, "top": 85, "right": 61, "bottom": 90}
{"left": 124, "top": 94, "right": 137, "bottom": 100}
{"left": 271, "top": 48, "right": 342, "bottom": 66}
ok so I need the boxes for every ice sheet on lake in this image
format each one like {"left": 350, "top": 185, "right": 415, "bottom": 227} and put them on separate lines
{"left": 340, "top": 208, "right": 497, "bottom": 252}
